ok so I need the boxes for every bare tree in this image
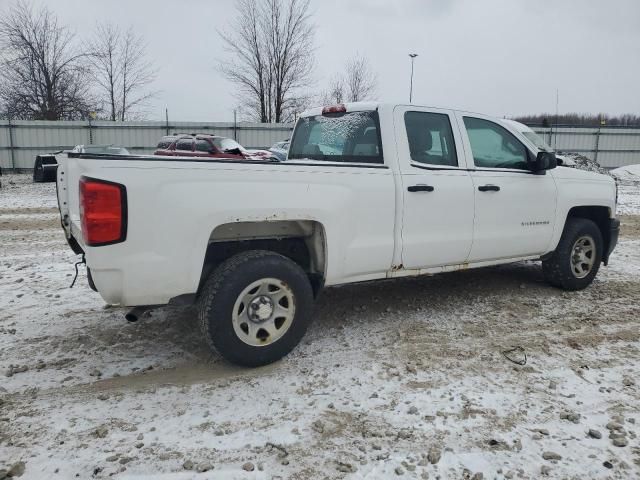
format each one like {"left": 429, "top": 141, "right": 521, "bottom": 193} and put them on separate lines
{"left": 219, "top": 0, "right": 315, "bottom": 123}
{"left": 88, "top": 24, "right": 120, "bottom": 120}
{"left": 319, "top": 75, "right": 345, "bottom": 105}
{"left": 0, "top": 1, "right": 93, "bottom": 120}
{"left": 514, "top": 113, "right": 640, "bottom": 127}
{"left": 88, "top": 24, "right": 157, "bottom": 121}
{"left": 344, "top": 54, "right": 377, "bottom": 102}
{"left": 318, "top": 54, "right": 377, "bottom": 105}
{"left": 119, "top": 28, "right": 156, "bottom": 120}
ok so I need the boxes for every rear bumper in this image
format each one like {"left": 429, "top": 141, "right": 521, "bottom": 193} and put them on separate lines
{"left": 86, "top": 262, "right": 195, "bottom": 307}
{"left": 603, "top": 218, "right": 620, "bottom": 265}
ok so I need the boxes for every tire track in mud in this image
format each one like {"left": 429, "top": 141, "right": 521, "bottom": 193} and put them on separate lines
{"left": 9, "top": 278, "right": 638, "bottom": 403}
{"left": 3, "top": 278, "right": 639, "bottom": 403}
{"left": 0, "top": 216, "right": 61, "bottom": 231}
{"left": 0, "top": 207, "right": 58, "bottom": 216}
{"left": 620, "top": 214, "right": 640, "bottom": 238}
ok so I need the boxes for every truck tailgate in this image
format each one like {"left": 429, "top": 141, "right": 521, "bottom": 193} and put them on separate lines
{"left": 56, "top": 153, "right": 85, "bottom": 254}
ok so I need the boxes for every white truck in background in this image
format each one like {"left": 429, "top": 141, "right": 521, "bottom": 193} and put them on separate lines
{"left": 56, "top": 102, "right": 619, "bottom": 367}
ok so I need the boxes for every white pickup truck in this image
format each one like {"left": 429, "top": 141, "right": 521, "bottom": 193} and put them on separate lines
{"left": 56, "top": 102, "right": 620, "bottom": 366}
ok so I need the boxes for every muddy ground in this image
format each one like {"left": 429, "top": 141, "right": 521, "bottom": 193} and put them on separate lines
{"left": 1, "top": 175, "right": 639, "bottom": 479}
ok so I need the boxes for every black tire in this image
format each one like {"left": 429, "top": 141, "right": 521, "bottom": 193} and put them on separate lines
{"left": 198, "top": 250, "right": 314, "bottom": 367}
{"left": 542, "top": 217, "right": 603, "bottom": 291}
{"left": 33, "top": 163, "right": 44, "bottom": 182}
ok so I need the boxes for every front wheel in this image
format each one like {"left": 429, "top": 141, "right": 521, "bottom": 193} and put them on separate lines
{"left": 542, "top": 217, "right": 603, "bottom": 291}
{"left": 198, "top": 250, "right": 314, "bottom": 367}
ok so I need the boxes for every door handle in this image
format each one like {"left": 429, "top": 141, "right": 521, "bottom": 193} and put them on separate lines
{"left": 407, "top": 185, "right": 435, "bottom": 192}
{"left": 478, "top": 184, "right": 500, "bottom": 192}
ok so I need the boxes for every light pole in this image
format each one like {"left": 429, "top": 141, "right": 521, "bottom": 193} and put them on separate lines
{"left": 409, "top": 53, "right": 418, "bottom": 103}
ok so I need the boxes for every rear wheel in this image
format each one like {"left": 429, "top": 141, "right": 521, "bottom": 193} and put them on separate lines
{"left": 542, "top": 217, "right": 603, "bottom": 290}
{"left": 198, "top": 250, "right": 314, "bottom": 367}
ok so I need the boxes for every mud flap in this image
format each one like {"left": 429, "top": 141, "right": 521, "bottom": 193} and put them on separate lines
{"left": 603, "top": 218, "right": 620, "bottom": 266}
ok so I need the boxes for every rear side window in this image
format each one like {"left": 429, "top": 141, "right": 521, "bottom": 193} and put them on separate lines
{"left": 195, "top": 139, "right": 212, "bottom": 152}
{"left": 176, "top": 138, "right": 194, "bottom": 151}
{"left": 288, "top": 111, "right": 383, "bottom": 164}
{"left": 404, "top": 112, "right": 458, "bottom": 166}
{"left": 463, "top": 117, "right": 529, "bottom": 170}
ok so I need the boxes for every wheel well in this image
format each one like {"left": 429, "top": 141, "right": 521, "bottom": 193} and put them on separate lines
{"left": 566, "top": 205, "right": 611, "bottom": 256}
{"left": 199, "top": 220, "right": 326, "bottom": 297}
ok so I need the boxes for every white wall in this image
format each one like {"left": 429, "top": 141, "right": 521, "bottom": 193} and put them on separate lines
{"left": 1, "top": 120, "right": 639, "bottom": 170}
{"left": 0, "top": 120, "right": 293, "bottom": 170}
{"left": 532, "top": 127, "right": 640, "bottom": 168}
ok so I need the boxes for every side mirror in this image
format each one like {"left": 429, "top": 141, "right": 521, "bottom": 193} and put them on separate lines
{"left": 530, "top": 151, "right": 557, "bottom": 172}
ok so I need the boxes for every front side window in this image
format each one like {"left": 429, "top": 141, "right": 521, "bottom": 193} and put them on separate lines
{"left": 195, "top": 139, "right": 212, "bottom": 152}
{"left": 522, "top": 131, "right": 553, "bottom": 152}
{"left": 288, "top": 111, "right": 383, "bottom": 164}
{"left": 463, "top": 117, "right": 529, "bottom": 170}
{"left": 213, "top": 137, "right": 243, "bottom": 152}
{"left": 176, "top": 138, "right": 194, "bottom": 151}
{"left": 404, "top": 111, "right": 458, "bottom": 166}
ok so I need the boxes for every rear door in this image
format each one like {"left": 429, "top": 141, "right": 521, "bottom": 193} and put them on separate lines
{"left": 174, "top": 137, "right": 195, "bottom": 156}
{"left": 394, "top": 106, "right": 474, "bottom": 269}
{"left": 194, "top": 139, "right": 214, "bottom": 158}
{"left": 456, "top": 113, "right": 557, "bottom": 261}
{"left": 287, "top": 108, "right": 396, "bottom": 282}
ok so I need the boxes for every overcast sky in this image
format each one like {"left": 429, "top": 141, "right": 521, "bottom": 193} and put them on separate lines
{"left": 6, "top": 0, "right": 639, "bottom": 121}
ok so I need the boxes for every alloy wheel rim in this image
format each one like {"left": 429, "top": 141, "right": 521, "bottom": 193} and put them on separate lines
{"left": 570, "top": 235, "right": 595, "bottom": 279}
{"left": 232, "top": 278, "right": 295, "bottom": 347}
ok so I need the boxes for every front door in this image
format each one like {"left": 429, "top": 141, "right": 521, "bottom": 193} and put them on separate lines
{"left": 457, "top": 114, "right": 557, "bottom": 262}
{"left": 395, "top": 106, "right": 474, "bottom": 269}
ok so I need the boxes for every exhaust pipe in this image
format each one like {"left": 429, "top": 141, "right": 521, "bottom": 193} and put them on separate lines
{"left": 125, "top": 306, "right": 150, "bottom": 323}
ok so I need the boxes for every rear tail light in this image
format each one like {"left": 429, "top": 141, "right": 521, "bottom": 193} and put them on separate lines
{"left": 79, "top": 177, "right": 127, "bottom": 246}
{"left": 322, "top": 104, "right": 347, "bottom": 115}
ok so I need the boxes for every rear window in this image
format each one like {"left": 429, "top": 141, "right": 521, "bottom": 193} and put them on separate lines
{"left": 156, "top": 137, "right": 174, "bottom": 149}
{"left": 288, "top": 111, "right": 383, "bottom": 164}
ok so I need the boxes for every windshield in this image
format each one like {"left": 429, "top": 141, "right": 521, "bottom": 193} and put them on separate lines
{"left": 288, "top": 111, "right": 383, "bottom": 163}
{"left": 522, "top": 131, "right": 553, "bottom": 151}
{"left": 213, "top": 137, "right": 244, "bottom": 152}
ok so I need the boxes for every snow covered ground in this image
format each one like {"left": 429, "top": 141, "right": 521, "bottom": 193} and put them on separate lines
{"left": 612, "top": 165, "right": 640, "bottom": 217}
{"left": 1, "top": 173, "right": 639, "bottom": 479}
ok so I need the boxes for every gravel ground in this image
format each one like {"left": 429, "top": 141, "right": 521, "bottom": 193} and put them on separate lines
{"left": 1, "top": 173, "right": 639, "bottom": 479}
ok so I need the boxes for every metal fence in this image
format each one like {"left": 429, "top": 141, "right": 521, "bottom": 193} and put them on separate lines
{"left": 531, "top": 126, "right": 640, "bottom": 169}
{"left": 1, "top": 119, "right": 639, "bottom": 171}
{"left": 0, "top": 120, "right": 294, "bottom": 170}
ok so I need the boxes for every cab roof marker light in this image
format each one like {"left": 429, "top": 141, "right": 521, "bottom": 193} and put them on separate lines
{"left": 322, "top": 104, "right": 347, "bottom": 115}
